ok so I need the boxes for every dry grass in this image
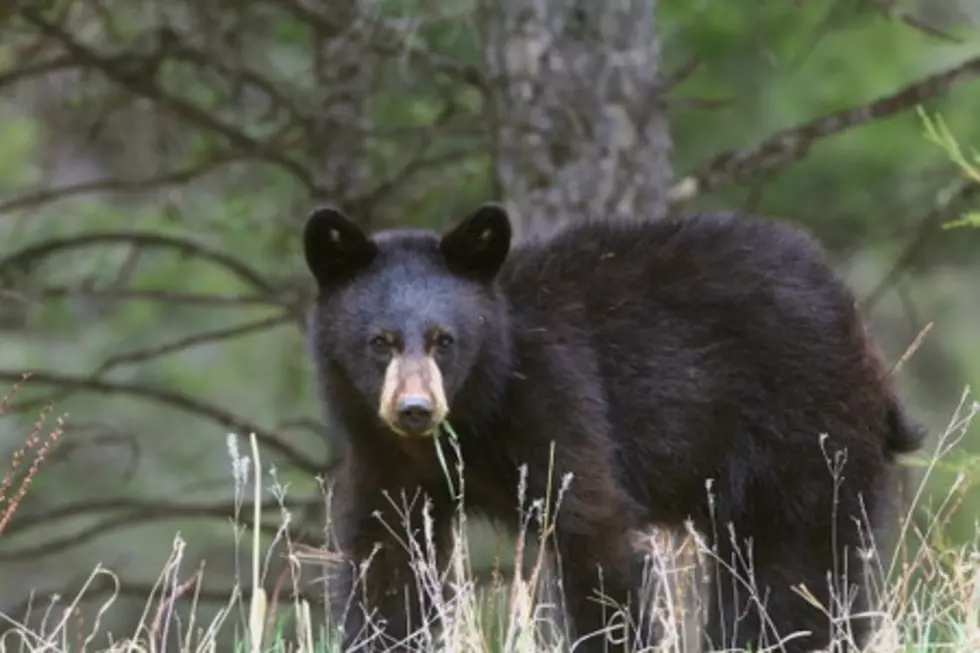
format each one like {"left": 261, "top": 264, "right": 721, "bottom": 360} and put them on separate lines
{"left": 1, "top": 374, "right": 65, "bottom": 536}
{"left": 0, "top": 387, "right": 977, "bottom": 652}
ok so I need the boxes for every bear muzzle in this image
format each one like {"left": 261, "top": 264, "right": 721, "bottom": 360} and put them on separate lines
{"left": 378, "top": 353, "right": 449, "bottom": 437}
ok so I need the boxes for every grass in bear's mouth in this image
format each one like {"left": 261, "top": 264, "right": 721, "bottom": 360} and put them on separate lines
{"left": 435, "top": 420, "right": 462, "bottom": 501}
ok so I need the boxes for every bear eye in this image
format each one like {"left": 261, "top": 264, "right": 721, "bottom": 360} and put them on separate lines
{"left": 369, "top": 334, "right": 391, "bottom": 355}
{"left": 435, "top": 332, "right": 455, "bottom": 351}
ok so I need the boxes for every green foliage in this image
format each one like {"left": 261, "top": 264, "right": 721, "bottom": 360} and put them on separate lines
{"left": 662, "top": 0, "right": 980, "bottom": 253}
{"left": 918, "top": 107, "right": 980, "bottom": 229}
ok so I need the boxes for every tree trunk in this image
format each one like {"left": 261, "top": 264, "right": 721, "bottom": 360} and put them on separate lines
{"left": 479, "top": 0, "right": 672, "bottom": 239}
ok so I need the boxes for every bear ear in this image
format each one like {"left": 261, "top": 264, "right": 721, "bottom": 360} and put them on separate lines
{"left": 303, "top": 207, "right": 378, "bottom": 289}
{"left": 439, "top": 203, "right": 512, "bottom": 282}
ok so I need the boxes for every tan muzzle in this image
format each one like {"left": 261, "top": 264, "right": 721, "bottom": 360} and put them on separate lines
{"left": 378, "top": 353, "right": 449, "bottom": 436}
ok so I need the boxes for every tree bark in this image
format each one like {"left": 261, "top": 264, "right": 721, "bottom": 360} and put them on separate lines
{"left": 479, "top": 0, "right": 672, "bottom": 239}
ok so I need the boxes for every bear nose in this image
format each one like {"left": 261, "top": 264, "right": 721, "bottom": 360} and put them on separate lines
{"left": 395, "top": 394, "right": 435, "bottom": 435}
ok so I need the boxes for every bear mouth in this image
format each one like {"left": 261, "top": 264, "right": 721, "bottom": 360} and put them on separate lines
{"left": 387, "top": 422, "right": 442, "bottom": 439}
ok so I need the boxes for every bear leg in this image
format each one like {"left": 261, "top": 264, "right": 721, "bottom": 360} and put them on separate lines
{"left": 329, "top": 479, "right": 455, "bottom": 652}
{"left": 553, "top": 523, "right": 659, "bottom": 653}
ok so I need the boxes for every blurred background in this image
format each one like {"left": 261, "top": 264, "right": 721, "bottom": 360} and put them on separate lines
{"left": 0, "top": 0, "right": 978, "bottom": 649}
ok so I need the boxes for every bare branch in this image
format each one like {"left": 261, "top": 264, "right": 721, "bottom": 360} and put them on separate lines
{"left": 33, "top": 287, "right": 286, "bottom": 308}
{"left": 0, "top": 54, "right": 77, "bottom": 91}
{"left": 1, "top": 496, "right": 312, "bottom": 542}
{"left": 43, "top": 424, "right": 143, "bottom": 482}
{"left": 0, "top": 498, "right": 326, "bottom": 567}
{"left": 862, "top": 0, "right": 962, "bottom": 43}
{"left": 277, "top": 0, "right": 485, "bottom": 90}
{"left": 661, "top": 55, "right": 702, "bottom": 93}
{"left": 357, "top": 146, "right": 482, "bottom": 213}
{"left": 0, "top": 231, "right": 279, "bottom": 295}
{"left": 0, "top": 496, "right": 325, "bottom": 563}
{"left": 94, "top": 313, "right": 294, "bottom": 373}
{"left": 862, "top": 178, "right": 980, "bottom": 311}
{"left": 15, "top": 315, "right": 297, "bottom": 438}
{"left": 18, "top": 7, "right": 320, "bottom": 195}
{"left": 0, "top": 516, "right": 250, "bottom": 563}
{"left": 167, "top": 44, "right": 313, "bottom": 130}
{"left": 2, "top": 307, "right": 305, "bottom": 430}
{"left": 0, "top": 155, "right": 245, "bottom": 215}
{"left": 669, "top": 53, "right": 980, "bottom": 205}
{"left": 0, "top": 370, "right": 323, "bottom": 474}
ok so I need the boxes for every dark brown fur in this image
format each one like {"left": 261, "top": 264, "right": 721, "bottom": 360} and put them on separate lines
{"left": 302, "top": 206, "right": 925, "bottom": 652}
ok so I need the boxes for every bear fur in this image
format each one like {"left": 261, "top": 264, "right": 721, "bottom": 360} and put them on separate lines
{"left": 302, "top": 204, "right": 925, "bottom": 653}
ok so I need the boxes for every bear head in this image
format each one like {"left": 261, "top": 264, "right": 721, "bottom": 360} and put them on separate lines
{"left": 303, "top": 203, "right": 512, "bottom": 438}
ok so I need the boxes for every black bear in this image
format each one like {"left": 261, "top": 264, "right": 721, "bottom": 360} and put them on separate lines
{"left": 302, "top": 204, "right": 924, "bottom": 653}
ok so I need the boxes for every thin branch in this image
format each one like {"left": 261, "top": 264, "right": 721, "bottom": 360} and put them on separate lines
{"left": 167, "top": 44, "right": 312, "bottom": 131}
{"left": 784, "top": 0, "right": 859, "bottom": 72}
{"left": 661, "top": 55, "right": 702, "bottom": 93}
{"left": 357, "top": 146, "right": 481, "bottom": 212}
{"left": 277, "top": 0, "right": 485, "bottom": 90}
{"left": 668, "top": 53, "right": 980, "bottom": 206}
{"left": 0, "top": 514, "right": 263, "bottom": 563}
{"left": 94, "top": 313, "right": 294, "bottom": 373}
{"left": 0, "top": 370, "right": 323, "bottom": 475}
{"left": 862, "top": 0, "right": 962, "bottom": 43}
{"left": 0, "top": 155, "right": 243, "bottom": 215}
{"left": 42, "top": 426, "right": 143, "bottom": 482}
{"left": 2, "top": 312, "right": 302, "bottom": 420}
{"left": 39, "top": 315, "right": 295, "bottom": 458}
{"left": 862, "top": 178, "right": 980, "bottom": 311}
{"left": 33, "top": 287, "right": 285, "bottom": 308}
{"left": 0, "top": 506, "right": 330, "bottom": 583}
{"left": 0, "top": 54, "right": 77, "bottom": 90}
{"left": 1, "top": 496, "right": 312, "bottom": 541}
{"left": 0, "top": 231, "right": 278, "bottom": 295}
{"left": 19, "top": 7, "right": 320, "bottom": 195}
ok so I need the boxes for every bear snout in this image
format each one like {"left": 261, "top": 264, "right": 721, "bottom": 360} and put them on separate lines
{"left": 378, "top": 353, "right": 449, "bottom": 436}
